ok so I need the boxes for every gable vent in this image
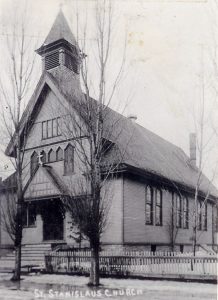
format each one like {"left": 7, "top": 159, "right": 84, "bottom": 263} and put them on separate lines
{"left": 45, "top": 51, "right": 60, "bottom": 70}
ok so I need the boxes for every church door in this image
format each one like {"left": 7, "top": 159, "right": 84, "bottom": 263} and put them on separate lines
{"left": 42, "top": 200, "right": 64, "bottom": 241}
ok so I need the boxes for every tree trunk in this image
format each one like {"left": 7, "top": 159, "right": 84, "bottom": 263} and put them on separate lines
{"left": 11, "top": 204, "right": 23, "bottom": 281}
{"left": 11, "top": 244, "right": 22, "bottom": 281}
{"left": 89, "top": 245, "right": 100, "bottom": 286}
{"left": 11, "top": 161, "right": 23, "bottom": 281}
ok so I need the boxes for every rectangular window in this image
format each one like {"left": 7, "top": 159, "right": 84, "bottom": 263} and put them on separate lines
{"left": 57, "top": 117, "right": 61, "bottom": 136}
{"left": 23, "top": 203, "right": 36, "bottom": 227}
{"left": 42, "top": 117, "right": 61, "bottom": 139}
{"left": 52, "top": 118, "right": 57, "bottom": 136}
{"left": 42, "top": 121, "right": 47, "bottom": 139}
{"left": 47, "top": 120, "right": 52, "bottom": 138}
{"left": 183, "top": 197, "right": 189, "bottom": 229}
{"left": 155, "top": 189, "right": 162, "bottom": 226}
{"left": 145, "top": 186, "right": 162, "bottom": 226}
{"left": 145, "top": 186, "right": 153, "bottom": 225}
{"left": 176, "top": 195, "right": 182, "bottom": 228}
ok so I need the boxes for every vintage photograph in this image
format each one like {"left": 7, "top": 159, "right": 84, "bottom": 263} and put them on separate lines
{"left": 0, "top": 0, "right": 217, "bottom": 299}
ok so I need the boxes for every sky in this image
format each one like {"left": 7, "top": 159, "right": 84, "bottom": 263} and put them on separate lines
{"left": 0, "top": 0, "right": 217, "bottom": 188}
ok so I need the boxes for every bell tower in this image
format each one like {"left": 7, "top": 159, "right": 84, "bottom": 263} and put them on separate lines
{"left": 36, "top": 10, "right": 81, "bottom": 75}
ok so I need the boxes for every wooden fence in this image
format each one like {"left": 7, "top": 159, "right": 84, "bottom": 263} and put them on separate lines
{"left": 44, "top": 250, "right": 217, "bottom": 277}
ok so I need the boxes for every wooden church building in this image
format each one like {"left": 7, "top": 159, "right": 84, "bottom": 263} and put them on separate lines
{"left": 0, "top": 10, "right": 217, "bottom": 254}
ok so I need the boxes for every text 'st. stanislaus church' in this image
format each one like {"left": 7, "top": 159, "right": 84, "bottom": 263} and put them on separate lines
{"left": 0, "top": 10, "right": 217, "bottom": 256}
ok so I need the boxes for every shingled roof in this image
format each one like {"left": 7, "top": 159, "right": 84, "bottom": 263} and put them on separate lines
{"left": 47, "top": 69, "right": 218, "bottom": 199}
{"left": 43, "top": 9, "right": 77, "bottom": 47}
{"left": 4, "top": 67, "right": 218, "bottom": 200}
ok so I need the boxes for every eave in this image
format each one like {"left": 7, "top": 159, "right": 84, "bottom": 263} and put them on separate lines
{"left": 122, "top": 163, "right": 218, "bottom": 203}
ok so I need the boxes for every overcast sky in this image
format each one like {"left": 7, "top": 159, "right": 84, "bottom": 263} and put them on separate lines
{"left": 0, "top": 0, "right": 217, "bottom": 188}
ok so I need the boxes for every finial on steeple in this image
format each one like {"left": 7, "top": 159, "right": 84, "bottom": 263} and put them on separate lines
{"left": 59, "top": 2, "right": 63, "bottom": 10}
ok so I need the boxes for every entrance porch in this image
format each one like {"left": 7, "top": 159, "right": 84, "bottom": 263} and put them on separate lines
{"left": 22, "top": 198, "right": 67, "bottom": 245}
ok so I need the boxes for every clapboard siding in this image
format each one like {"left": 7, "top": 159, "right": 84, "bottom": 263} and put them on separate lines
{"left": 101, "top": 177, "right": 123, "bottom": 244}
{"left": 123, "top": 175, "right": 214, "bottom": 246}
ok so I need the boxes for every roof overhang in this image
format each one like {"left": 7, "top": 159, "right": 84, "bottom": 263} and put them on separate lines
{"left": 122, "top": 163, "right": 218, "bottom": 203}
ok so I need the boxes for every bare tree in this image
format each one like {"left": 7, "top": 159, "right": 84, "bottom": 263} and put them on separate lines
{"left": 0, "top": 3, "right": 37, "bottom": 281}
{"left": 0, "top": 179, "right": 17, "bottom": 243}
{"left": 165, "top": 195, "right": 179, "bottom": 252}
{"left": 60, "top": 0, "right": 128, "bottom": 286}
{"left": 190, "top": 48, "right": 218, "bottom": 255}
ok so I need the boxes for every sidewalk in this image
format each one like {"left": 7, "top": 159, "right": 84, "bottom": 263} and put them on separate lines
{"left": 0, "top": 273, "right": 216, "bottom": 300}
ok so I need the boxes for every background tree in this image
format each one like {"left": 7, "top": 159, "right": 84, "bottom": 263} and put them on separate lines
{"left": 0, "top": 175, "right": 17, "bottom": 244}
{"left": 190, "top": 47, "right": 218, "bottom": 255}
{"left": 0, "top": 2, "right": 37, "bottom": 281}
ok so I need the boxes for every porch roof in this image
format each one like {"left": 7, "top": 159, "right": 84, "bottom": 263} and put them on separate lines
{"left": 23, "top": 165, "right": 69, "bottom": 201}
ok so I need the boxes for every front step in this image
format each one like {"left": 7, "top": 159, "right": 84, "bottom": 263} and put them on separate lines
{"left": 0, "top": 243, "right": 52, "bottom": 270}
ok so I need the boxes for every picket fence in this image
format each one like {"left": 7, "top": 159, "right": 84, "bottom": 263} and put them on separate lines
{"left": 44, "top": 250, "right": 217, "bottom": 277}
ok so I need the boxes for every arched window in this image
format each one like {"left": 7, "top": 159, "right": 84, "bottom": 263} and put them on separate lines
{"left": 56, "top": 147, "right": 63, "bottom": 161}
{"left": 64, "top": 144, "right": 74, "bottom": 174}
{"left": 30, "top": 151, "right": 38, "bottom": 176}
{"left": 155, "top": 189, "right": 162, "bottom": 226}
{"left": 176, "top": 194, "right": 182, "bottom": 228}
{"left": 183, "top": 197, "right": 189, "bottom": 229}
{"left": 145, "top": 186, "right": 153, "bottom": 225}
{"left": 40, "top": 150, "right": 46, "bottom": 164}
{"left": 48, "top": 149, "right": 56, "bottom": 163}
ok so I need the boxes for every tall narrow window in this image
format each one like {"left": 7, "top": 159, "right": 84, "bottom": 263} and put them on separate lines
{"left": 40, "top": 150, "right": 46, "bottom": 164}
{"left": 202, "top": 202, "right": 207, "bottom": 231}
{"left": 30, "top": 151, "right": 38, "bottom": 176}
{"left": 155, "top": 189, "right": 162, "bottom": 226}
{"left": 64, "top": 144, "right": 74, "bottom": 175}
{"left": 42, "top": 121, "right": 47, "bottom": 139}
{"left": 198, "top": 200, "right": 207, "bottom": 231}
{"left": 176, "top": 195, "right": 182, "bottom": 228}
{"left": 23, "top": 203, "right": 36, "bottom": 227}
{"left": 48, "top": 149, "right": 56, "bottom": 163}
{"left": 146, "top": 186, "right": 153, "bottom": 225}
{"left": 183, "top": 197, "right": 189, "bottom": 229}
{"left": 56, "top": 147, "right": 63, "bottom": 161}
{"left": 52, "top": 118, "right": 58, "bottom": 136}
{"left": 57, "top": 117, "right": 61, "bottom": 136}
{"left": 47, "top": 120, "right": 52, "bottom": 138}
{"left": 197, "top": 201, "right": 201, "bottom": 230}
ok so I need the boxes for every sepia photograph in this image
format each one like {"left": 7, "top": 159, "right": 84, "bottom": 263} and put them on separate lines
{"left": 0, "top": 0, "right": 217, "bottom": 299}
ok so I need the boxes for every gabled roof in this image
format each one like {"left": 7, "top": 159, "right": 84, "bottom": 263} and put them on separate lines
{"left": 41, "top": 9, "right": 77, "bottom": 48}
{"left": 5, "top": 70, "right": 75, "bottom": 157}
{"left": 5, "top": 68, "right": 218, "bottom": 199}
{"left": 24, "top": 165, "right": 69, "bottom": 200}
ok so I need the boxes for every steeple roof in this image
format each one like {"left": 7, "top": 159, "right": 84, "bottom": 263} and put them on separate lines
{"left": 43, "top": 9, "right": 77, "bottom": 47}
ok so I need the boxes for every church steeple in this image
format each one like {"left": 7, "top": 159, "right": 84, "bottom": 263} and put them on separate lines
{"left": 36, "top": 10, "right": 80, "bottom": 74}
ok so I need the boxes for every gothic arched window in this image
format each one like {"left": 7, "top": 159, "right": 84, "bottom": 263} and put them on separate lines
{"left": 56, "top": 147, "right": 63, "bottom": 161}
{"left": 145, "top": 186, "right": 153, "bottom": 225}
{"left": 155, "top": 189, "right": 162, "bottom": 226}
{"left": 64, "top": 144, "right": 74, "bottom": 175}
{"left": 30, "top": 151, "right": 38, "bottom": 176}
{"left": 40, "top": 150, "right": 46, "bottom": 164}
{"left": 48, "top": 149, "right": 56, "bottom": 163}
